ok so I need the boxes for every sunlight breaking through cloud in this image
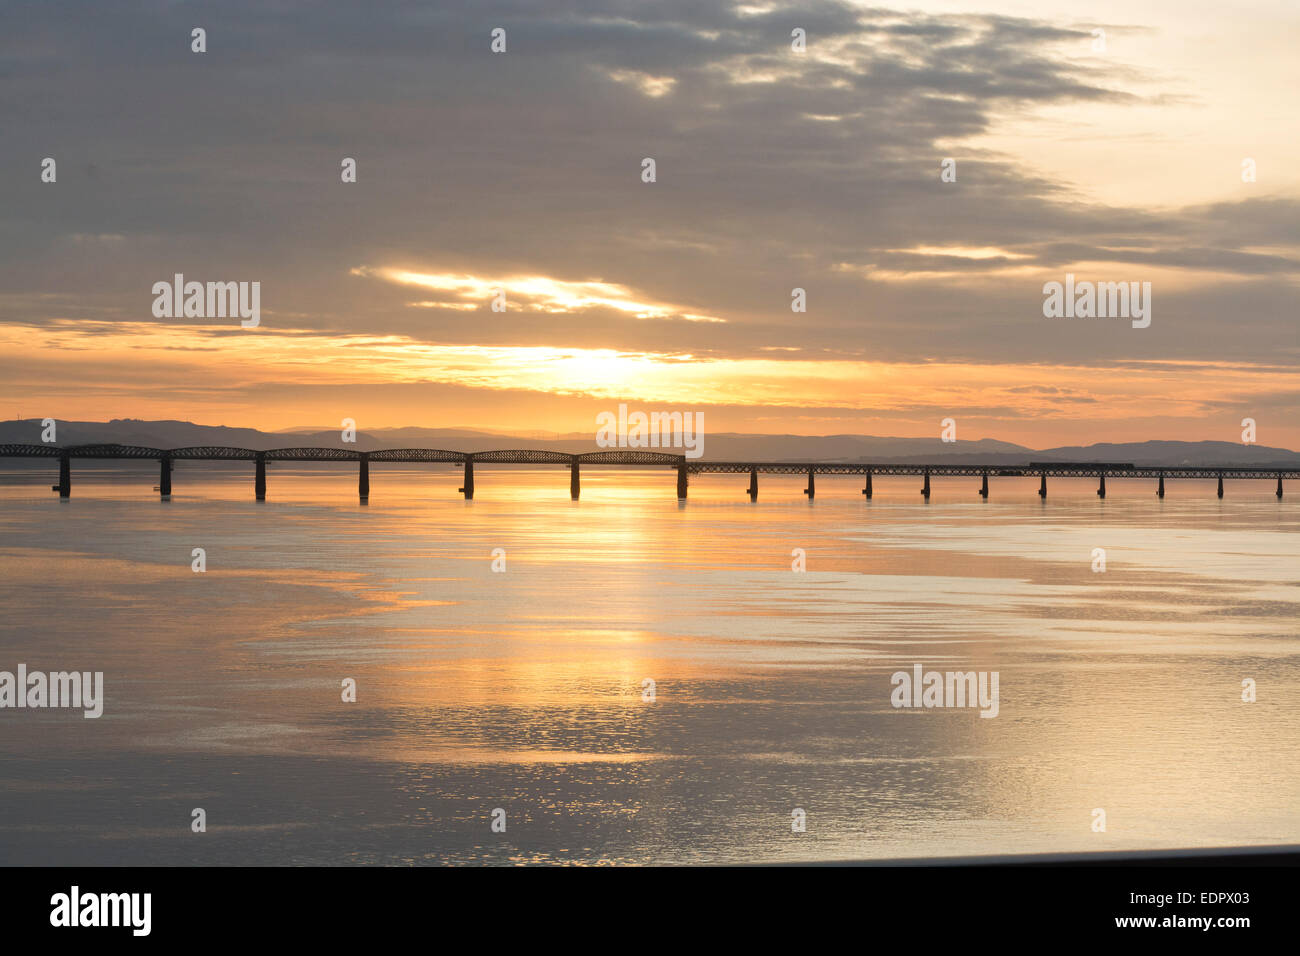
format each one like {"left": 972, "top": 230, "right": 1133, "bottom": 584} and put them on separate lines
{"left": 355, "top": 267, "right": 725, "bottom": 323}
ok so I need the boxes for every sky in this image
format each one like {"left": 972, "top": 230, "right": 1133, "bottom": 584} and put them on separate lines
{"left": 1, "top": 0, "right": 1297, "bottom": 447}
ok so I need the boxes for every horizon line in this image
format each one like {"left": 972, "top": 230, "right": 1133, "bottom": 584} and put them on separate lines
{"left": 3, "top": 418, "right": 1296, "bottom": 456}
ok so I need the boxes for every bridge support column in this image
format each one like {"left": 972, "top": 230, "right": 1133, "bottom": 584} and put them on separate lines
{"left": 358, "top": 454, "right": 369, "bottom": 502}
{"left": 1278, "top": 476, "right": 1284, "bottom": 499}
{"left": 159, "top": 457, "right": 172, "bottom": 499}
{"left": 863, "top": 471, "right": 872, "bottom": 499}
{"left": 921, "top": 469, "right": 930, "bottom": 499}
{"left": 255, "top": 454, "right": 266, "bottom": 501}
{"left": 747, "top": 467, "right": 758, "bottom": 501}
{"left": 1039, "top": 474, "right": 1047, "bottom": 499}
{"left": 459, "top": 458, "right": 474, "bottom": 499}
{"left": 979, "top": 472, "right": 988, "bottom": 498}
{"left": 804, "top": 467, "right": 815, "bottom": 499}
{"left": 57, "top": 455, "right": 70, "bottom": 498}
{"left": 1157, "top": 473, "right": 1164, "bottom": 498}
{"left": 570, "top": 459, "right": 580, "bottom": 500}
{"left": 676, "top": 462, "right": 688, "bottom": 499}
{"left": 1097, "top": 473, "right": 1106, "bottom": 499}
{"left": 1217, "top": 475, "right": 1224, "bottom": 499}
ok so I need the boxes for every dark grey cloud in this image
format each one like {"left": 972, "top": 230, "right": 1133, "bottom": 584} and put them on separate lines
{"left": 0, "top": 0, "right": 1294, "bottom": 370}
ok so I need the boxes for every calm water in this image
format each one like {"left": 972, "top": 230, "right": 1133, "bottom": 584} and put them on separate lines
{"left": 1, "top": 463, "right": 1297, "bottom": 864}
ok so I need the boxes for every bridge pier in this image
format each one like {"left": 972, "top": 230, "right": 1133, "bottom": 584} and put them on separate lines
{"left": 676, "top": 462, "right": 688, "bottom": 499}
{"left": 921, "top": 469, "right": 930, "bottom": 499}
{"left": 1278, "top": 477, "right": 1284, "bottom": 499}
{"left": 1217, "top": 474, "right": 1224, "bottom": 498}
{"left": 1039, "top": 474, "right": 1047, "bottom": 499}
{"left": 979, "top": 472, "right": 988, "bottom": 498}
{"left": 863, "top": 471, "right": 872, "bottom": 499}
{"left": 159, "top": 457, "right": 172, "bottom": 499}
{"left": 459, "top": 458, "right": 474, "bottom": 499}
{"left": 358, "top": 453, "right": 369, "bottom": 502}
{"left": 1097, "top": 473, "right": 1106, "bottom": 499}
{"left": 804, "top": 467, "right": 815, "bottom": 499}
{"left": 255, "top": 454, "right": 266, "bottom": 501}
{"left": 747, "top": 467, "right": 758, "bottom": 501}
{"left": 570, "top": 459, "right": 580, "bottom": 500}
{"left": 57, "top": 454, "right": 70, "bottom": 498}
{"left": 1157, "top": 473, "right": 1164, "bottom": 498}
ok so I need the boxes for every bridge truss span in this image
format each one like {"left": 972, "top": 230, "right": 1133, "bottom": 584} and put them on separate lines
{"left": 0, "top": 443, "right": 62, "bottom": 458}
{"left": 578, "top": 450, "right": 684, "bottom": 466}
{"left": 367, "top": 448, "right": 465, "bottom": 464}
{"left": 168, "top": 446, "right": 260, "bottom": 461}
{"left": 474, "top": 449, "right": 572, "bottom": 465}
{"left": 264, "top": 447, "right": 362, "bottom": 462}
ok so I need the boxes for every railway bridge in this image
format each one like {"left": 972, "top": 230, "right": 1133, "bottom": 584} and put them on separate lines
{"left": 0, "top": 444, "right": 1293, "bottom": 501}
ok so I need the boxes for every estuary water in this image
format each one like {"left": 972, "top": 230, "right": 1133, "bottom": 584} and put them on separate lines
{"left": 0, "top": 463, "right": 1297, "bottom": 865}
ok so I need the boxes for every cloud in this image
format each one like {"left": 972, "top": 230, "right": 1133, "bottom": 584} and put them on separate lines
{"left": 355, "top": 266, "right": 725, "bottom": 322}
{"left": 0, "top": 0, "right": 1295, "bottom": 441}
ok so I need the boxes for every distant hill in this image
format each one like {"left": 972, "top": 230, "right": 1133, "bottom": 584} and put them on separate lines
{"left": 1, "top": 419, "right": 1296, "bottom": 467}
{"left": 1025, "top": 440, "right": 1300, "bottom": 468}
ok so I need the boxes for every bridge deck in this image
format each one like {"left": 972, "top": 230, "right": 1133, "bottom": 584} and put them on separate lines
{"left": 0, "top": 443, "right": 1295, "bottom": 480}
{"left": 2, "top": 443, "right": 1294, "bottom": 502}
